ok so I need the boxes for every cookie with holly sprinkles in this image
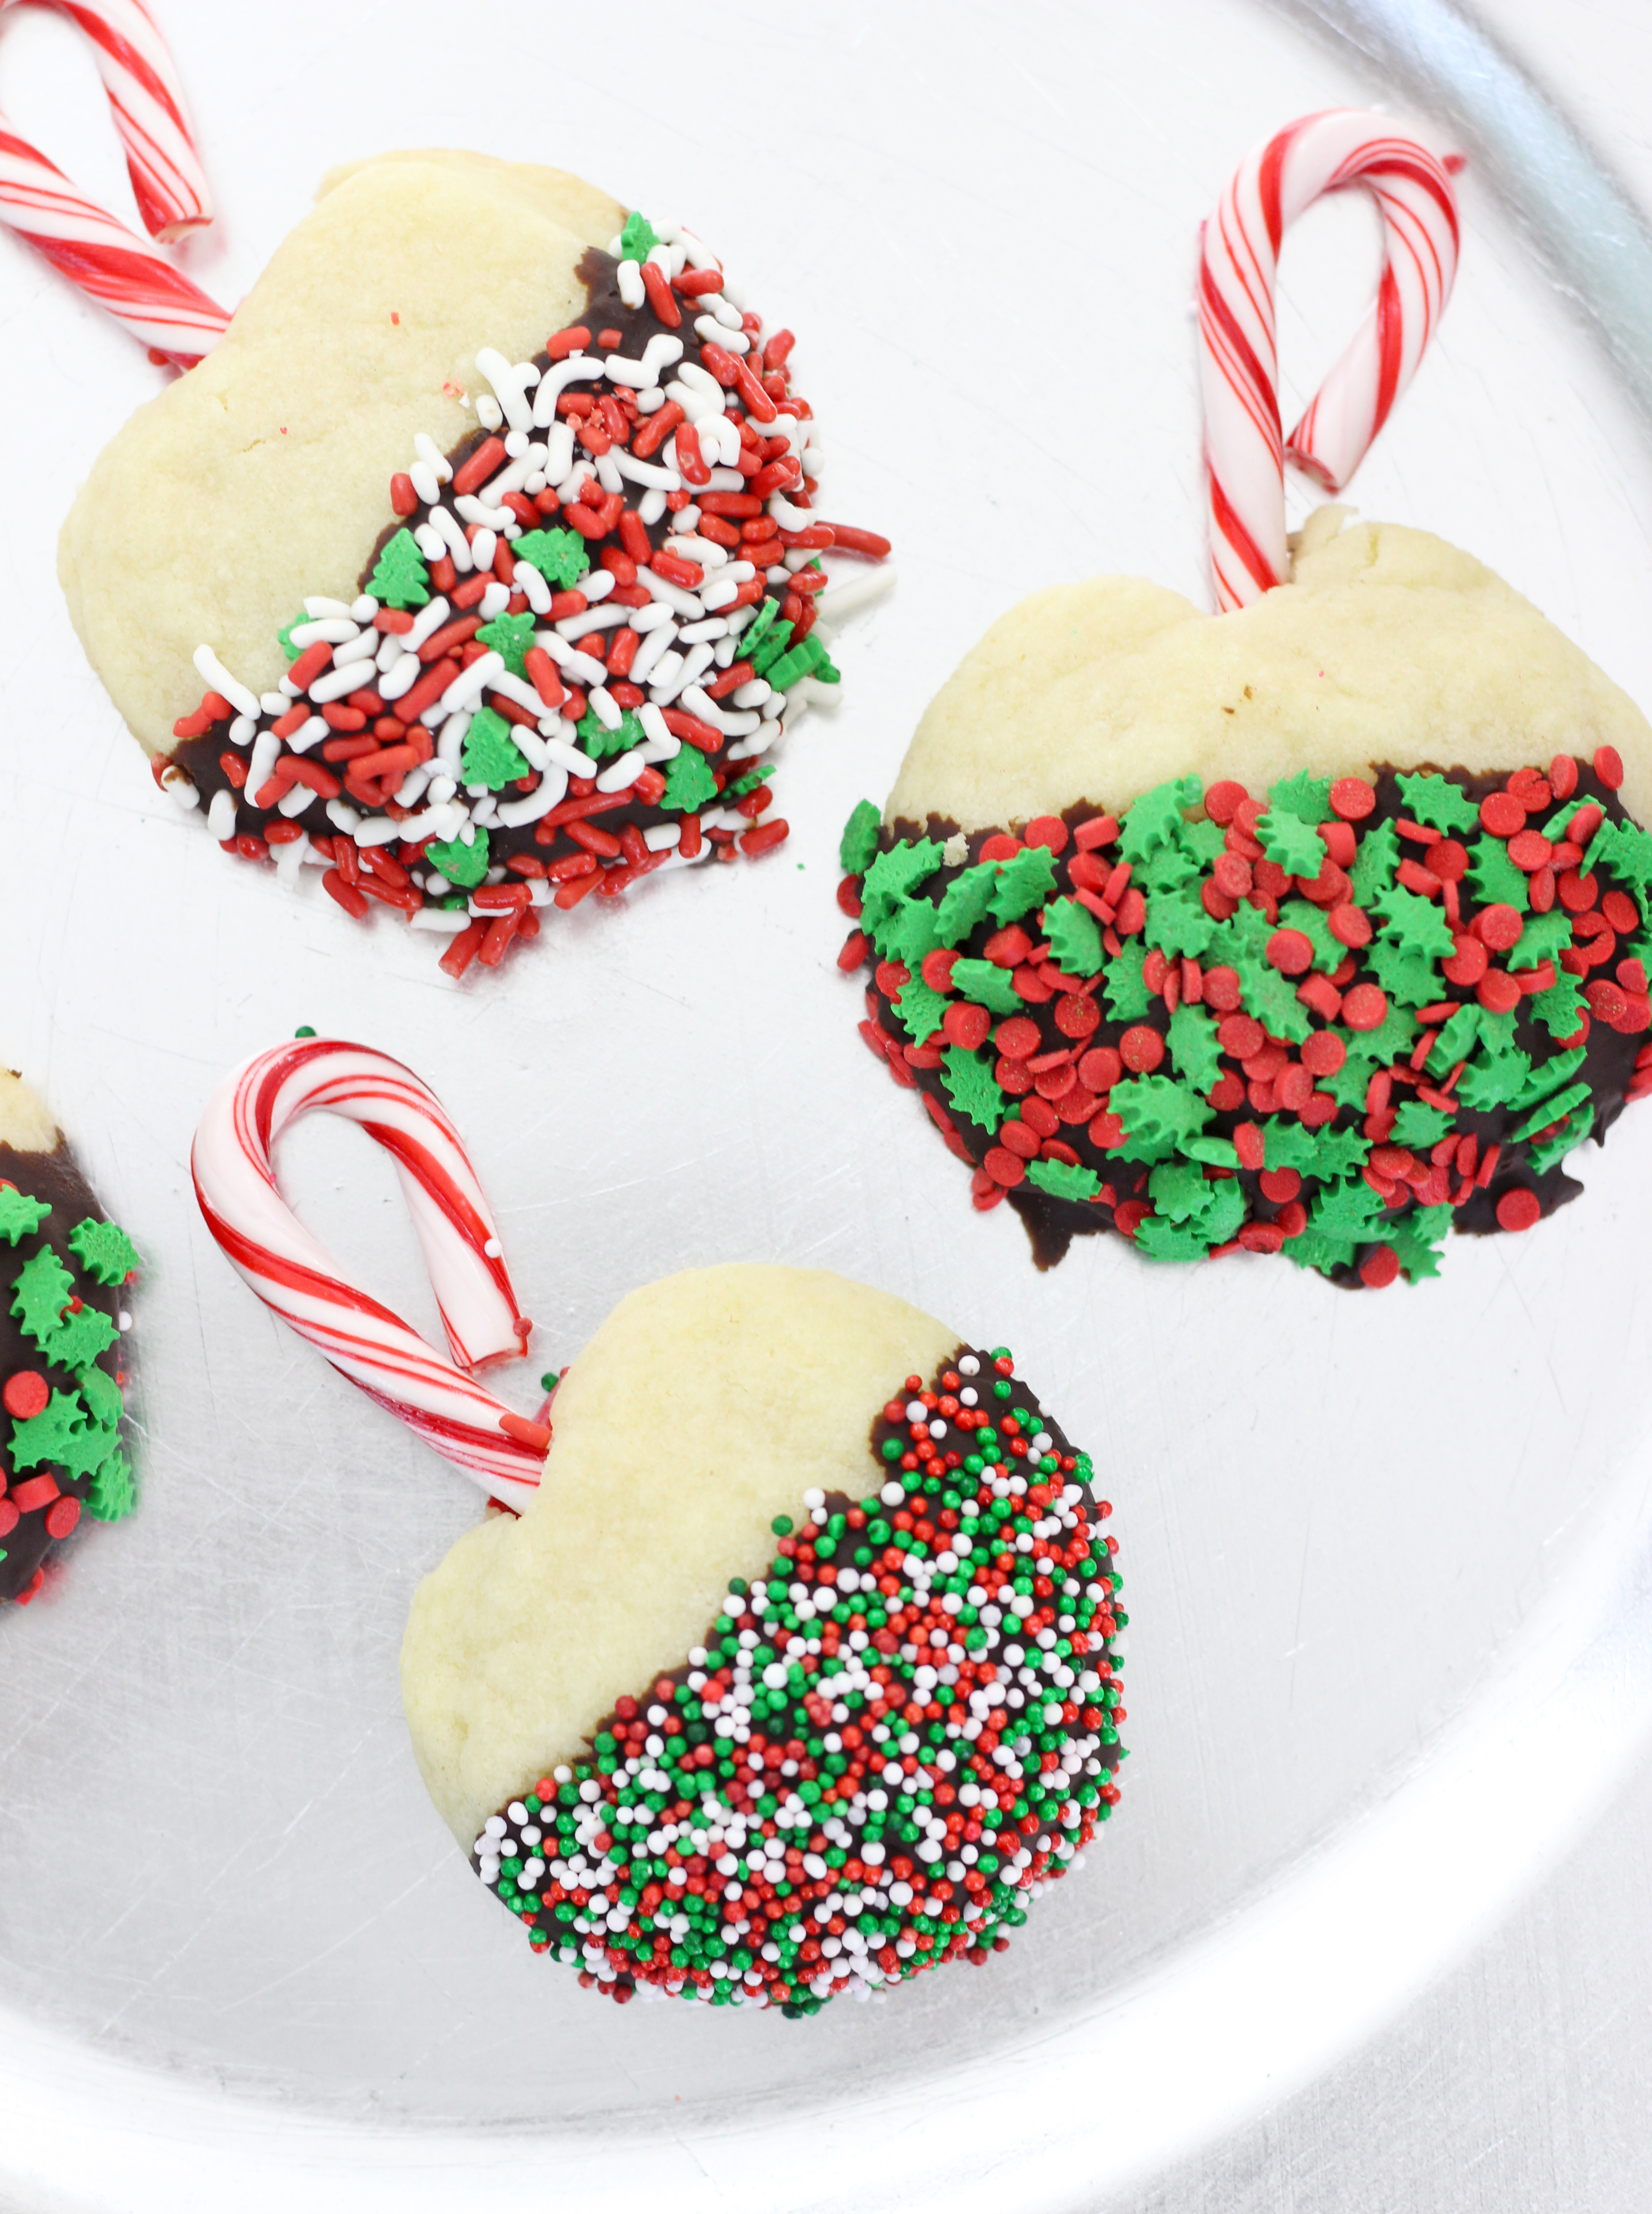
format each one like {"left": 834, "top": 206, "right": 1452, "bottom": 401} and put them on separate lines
{"left": 60, "top": 152, "right": 888, "bottom": 978}
{"left": 0, "top": 1072, "right": 139, "bottom": 1608}
{"left": 400, "top": 1266, "right": 1125, "bottom": 2015}
{"left": 839, "top": 115, "right": 1652, "bottom": 1286}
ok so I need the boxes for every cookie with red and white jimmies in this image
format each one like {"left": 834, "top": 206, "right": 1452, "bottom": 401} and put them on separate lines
{"left": 838, "top": 512, "right": 1652, "bottom": 1285}
{"left": 399, "top": 1265, "right": 1126, "bottom": 2016}
{"left": 61, "top": 152, "right": 886, "bottom": 978}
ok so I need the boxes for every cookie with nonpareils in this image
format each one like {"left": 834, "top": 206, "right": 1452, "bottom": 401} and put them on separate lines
{"left": 838, "top": 514, "right": 1652, "bottom": 1283}
{"left": 400, "top": 1266, "right": 1125, "bottom": 2014}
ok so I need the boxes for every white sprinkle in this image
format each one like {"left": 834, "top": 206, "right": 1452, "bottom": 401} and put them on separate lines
{"left": 616, "top": 258, "right": 646, "bottom": 309}
{"left": 413, "top": 434, "right": 452, "bottom": 484}
{"left": 307, "top": 659, "right": 371, "bottom": 705}
{"left": 206, "top": 788, "right": 237, "bottom": 840}
{"left": 494, "top": 770, "right": 570, "bottom": 828}
{"left": 475, "top": 347, "right": 536, "bottom": 434}
{"left": 532, "top": 354, "right": 604, "bottom": 427}
{"left": 192, "top": 645, "right": 260, "bottom": 719}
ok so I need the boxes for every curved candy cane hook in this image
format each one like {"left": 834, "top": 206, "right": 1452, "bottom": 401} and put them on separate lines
{"left": 192, "top": 1041, "right": 549, "bottom": 1507}
{"left": 1198, "top": 108, "right": 1462, "bottom": 611}
{"left": 0, "top": 0, "right": 228, "bottom": 364}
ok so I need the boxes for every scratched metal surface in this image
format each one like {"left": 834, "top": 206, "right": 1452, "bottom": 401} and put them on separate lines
{"left": 1, "top": 1, "right": 1651, "bottom": 2207}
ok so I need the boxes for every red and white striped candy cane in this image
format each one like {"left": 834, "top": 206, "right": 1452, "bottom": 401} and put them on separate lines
{"left": 1198, "top": 109, "right": 1461, "bottom": 612}
{"left": 0, "top": 0, "right": 227, "bottom": 365}
{"left": 192, "top": 1041, "right": 549, "bottom": 1506}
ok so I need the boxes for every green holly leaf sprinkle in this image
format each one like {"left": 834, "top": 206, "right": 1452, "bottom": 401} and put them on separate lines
{"left": 1139, "top": 842, "right": 1201, "bottom": 897}
{"left": 662, "top": 744, "right": 718, "bottom": 814}
{"left": 1260, "top": 1119, "right": 1319, "bottom": 1175}
{"left": 1309, "top": 1176, "right": 1391, "bottom": 1243}
{"left": 1531, "top": 971, "right": 1587, "bottom": 1039}
{"left": 1456, "top": 1047, "right": 1532, "bottom": 1112}
{"left": 65, "top": 1217, "right": 139, "bottom": 1286}
{"left": 1370, "top": 879, "right": 1456, "bottom": 960}
{"left": 891, "top": 974, "right": 949, "bottom": 1044}
{"left": 940, "top": 1046, "right": 1006, "bottom": 1131}
{"left": 1179, "top": 815, "right": 1227, "bottom": 866}
{"left": 1255, "top": 810, "right": 1326, "bottom": 878}
{"left": 886, "top": 898, "right": 945, "bottom": 971}
{"left": 1102, "top": 947, "right": 1153, "bottom": 1024}
{"left": 1109, "top": 1073, "right": 1215, "bottom": 1156}
{"left": 988, "top": 846, "right": 1058, "bottom": 925}
{"left": 1466, "top": 835, "right": 1530, "bottom": 913}
{"left": 1119, "top": 777, "right": 1200, "bottom": 863}
{"left": 10, "top": 1388, "right": 110, "bottom": 1479}
{"left": 1510, "top": 1046, "right": 1587, "bottom": 1113}
{"left": 861, "top": 840, "right": 943, "bottom": 936}
{"left": 1587, "top": 817, "right": 1652, "bottom": 904}
{"left": 11, "top": 1247, "right": 74, "bottom": 1353}
{"left": 46, "top": 1302, "right": 118, "bottom": 1375}
{"left": 460, "top": 706, "right": 532, "bottom": 790}
{"left": 1349, "top": 817, "right": 1399, "bottom": 907}
{"left": 1391, "top": 1101, "right": 1455, "bottom": 1149}
{"left": 77, "top": 1366, "right": 122, "bottom": 1429}
{"left": 1350, "top": 997, "right": 1419, "bottom": 1064}
{"left": 1166, "top": 1001, "right": 1223, "bottom": 1091}
{"left": 1513, "top": 910, "right": 1572, "bottom": 966}
{"left": 1042, "top": 897, "right": 1104, "bottom": 977}
{"left": 1284, "top": 1227, "right": 1357, "bottom": 1277}
{"left": 1267, "top": 771, "right": 1332, "bottom": 826}
{"left": 1388, "top": 1205, "right": 1454, "bottom": 1283}
{"left": 1529, "top": 1102, "right": 1594, "bottom": 1174}
{"left": 1364, "top": 937, "right": 1442, "bottom": 1009}
{"left": 512, "top": 527, "right": 590, "bottom": 591}
{"left": 1313, "top": 1126, "right": 1374, "bottom": 1181}
{"left": 1396, "top": 771, "right": 1479, "bottom": 834}
{"left": 1425, "top": 1002, "right": 1482, "bottom": 1076}
{"left": 839, "top": 800, "right": 881, "bottom": 875}
{"left": 749, "top": 618, "right": 798, "bottom": 678}
{"left": 1024, "top": 1158, "right": 1105, "bottom": 1204}
{"left": 1511, "top": 1078, "right": 1593, "bottom": 1144}
{"left": 1145, "top": 1160, "right": 1216, "bottom": 1224}
{"left": 425, "top": 828, "right": 489, "bottom": 890}
{"left": 85, "top": 1440, "right": 135, "bottom": 1522}
{"left": 476, "top": 611, "right": 537, "bottom": 678}
{"left": 1135, "top": 1177, "right": 1244, "bottom": 1260}
{"left": 1234, "top": 951, "right": 1311, "bottom": 1041}
{"left": 1324, "top": 1049, "right": 1381, "bottom": 1112}
{"left": 949, "top": 959, "right": 1022, "bottom": 1016}
{"left": 932, "top": 864, "right": 999, "bottom": 948}
{"left": 1142, "top": 886, "right": 1216, "bottom": 959}
{"left": 0, "top": 1188, "right": 50, "bottom": 1246}
{"left": 367, "top": 527, "right": 431, "bottom": 611}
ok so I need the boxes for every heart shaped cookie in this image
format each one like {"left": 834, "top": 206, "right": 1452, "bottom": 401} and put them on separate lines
{"left": 62, "top": 152, "right": 886, "bottom": 976}
{"left": 401, "top": 1265, "right": 1125, "bottom": 2014}
{"left": 837, "top": 113, "right": 1652, "bottom": 1285}
{"left": 0, "top": 1072, "right": 140, "bottom": 1607}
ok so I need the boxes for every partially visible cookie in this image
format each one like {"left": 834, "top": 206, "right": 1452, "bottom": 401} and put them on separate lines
{"left": 0, "top": 1074, "right": 140, "bottom": 1608}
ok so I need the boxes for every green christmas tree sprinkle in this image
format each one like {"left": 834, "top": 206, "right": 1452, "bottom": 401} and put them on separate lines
{"left": 476, "top": 611, "right": 537, "bottom": 677}
{"left": 619, "top": 210, "right": 659, "bottom": 261}
{"left": 663, "top": 745, "right": 719, "bottom": 815}
{"left": 512, "top": 527, "right": 590, "bottom": 590}
{"left": 425, "top": 828, "right": 490, "bottom": 890}
{"left": 368, "top": 527, "right": 431, "bottom": 610}
{"left": 460, "top": 707, "right": 532, "bottom": 791}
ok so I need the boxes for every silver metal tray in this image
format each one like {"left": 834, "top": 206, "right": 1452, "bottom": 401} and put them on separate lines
{"left": 3, "top": 0, "right": 1651, "bottom": 2204}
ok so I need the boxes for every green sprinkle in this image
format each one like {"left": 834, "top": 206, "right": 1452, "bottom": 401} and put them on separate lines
{"left": 1395, "top": 771, "right": 1479, "bottom": 834}
{"left": 1024, "top": 1157, "right": 1104, "bottom": 1204}
{"left": 424, "top": 828, "right": 489, "bottom": 890}
{"left": 948, "top": 959, "right": 1022, "bottom": 1016}
{"left": 460, "top": 706, "right": 532, "bottom": 790}
{"left": 0, "top": 1188, "right": 50, "bottom": 1246}
{"left": 512, "top": 527, "right": 590, "bottom": 591}
{"left": 940, "top": 1045, "right": 1006, "bottom": 1131}
{"left": 839, "top": 800, "right": 881, "bottom": 874}
{"left": 1041, "top": 897, "right": 1103, "bottom": 977}
{"left": 1255, "top": 809, "right": 1326, "bottom": 878}
{"left": 66, "top": 1218, "right": 140, "bottom": 1287}
{"left": 476, "top": 611, "right": 537, "bottom": 677}
{"left": 661, "top": 744, "right": 719, "bottom": 814}
{"left": 367, "top": 527, "right": 431, "bottom": 611}
{"left": 619, "top": 210, "right": 659, "bottom": 261}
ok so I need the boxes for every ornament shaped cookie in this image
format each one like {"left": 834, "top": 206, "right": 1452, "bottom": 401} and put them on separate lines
{"left": 194, "top": 1045, "right": 1127, "bottom": 2016}
{"left": 0, "top": 1072, "right": 140, "bottom": 1607}
{"left": 63, "top": 152, "right": 888, "bottom": 977}
{"left": 839, "top": 112, "right": 1652, "bottom": 1285}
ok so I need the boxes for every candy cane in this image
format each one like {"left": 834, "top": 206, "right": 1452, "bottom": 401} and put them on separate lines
{"left": 1198, "top": 109, "right": 1461, "bottom": 612}
{"left": 192, "top": 1041, "right": 548, "bottom": 1505}
{"left": 0, "top": 0, "right": 227, "bottom": 365}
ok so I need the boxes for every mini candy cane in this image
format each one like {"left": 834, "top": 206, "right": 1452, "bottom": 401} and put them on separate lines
{"left": 1198, "top": 109, "right": 1461, "bottom": 611}
{"left": 0, "top": 0, "right": 227, "bottom": 365}
{"left": 192, "top": 1041, "right": 548, "bottom": 1505}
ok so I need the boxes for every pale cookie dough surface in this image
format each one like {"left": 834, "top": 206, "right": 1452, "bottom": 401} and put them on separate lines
{"left": 0, "top": 1072, "right": 59, "bottom": 1155}
{"left": 59, "top": 150, "right": 624, "bottom": 759}
{"left": 401, "top": 1265, "right": 957, "bottom": 1849}
{"left": 889, "top": 511, "right": 1652, "bottom": 833}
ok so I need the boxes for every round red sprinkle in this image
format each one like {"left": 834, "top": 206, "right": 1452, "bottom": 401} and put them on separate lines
{"left": 1496, "top": 1188, "right": 1543, "bottom": 1232}
{"left": 996, "top": 1057, "right": 1032, "bottom": 1096}
{"left": 1077, "top": 1046, "right": 1122, "bottom": 1093}
{"left": 1276, "top": 1063, "right": 1314, "bottom": 1111}
{"left": 1359, "top": 1246, "right": 1401, "bottom": 1289}
{"left": 43, "top": 1495, "right": 81, "bottom": 1540}
{"left": 983, "top": 1146, "right": 1025, "bottom": 1188}
{"left": 1479, "top": 791, "right": 1526, "bottom": 838}
{"left": 1342, "top": 983, "right": 1389, "bottom": 1032}
{"left": 1508, "top": 829, "right": 1553, "bottom": 872}
{"left": 1204, "top": 781, "right": 1249, "bottom": 825}
{"left": 978, "top": 833, "right": 1021, "bottom": 862}
{"left": 1427, "top": 838, "right": 1469, "bottom": 883}
{"left": 1113, "top": 1200, "right": 1151, "bottom": 1237}
{"left": 1207, "top": 1073, "right": 1246, "bottom": 1111}
{"left": 1266, "top": 928, "right": 1314, "bottom": 976}
{"left": 1023, "top": 815, "right": 1070, "bottom": 855}
{"left": 1558, "top": 870, "right": 1598, "bottom": 914}
{"left": 1054, "top": 993, "right": 1100, "bottom": 1039}
{"left": 1327, "top": 902, "right": 1371, "bottom": 948}
{"left": 1055, "top": 1085, "right": 1100, "bottom": 1127}
{"left": 1233, "top": 1122, "right": 1264, "bottom": 1170}
{"left": 943, "top": 1002, "right": 990, "bottom": 1051}
{"left": 1442, "top": 932, "right": 1489, "bottom": 988}
{"left": 1603, "top": 889, "right": 1639, "bottom": 933}
{"left": 1300, "top": 1030, "right": 1346, "bottom": 1076}
{"left": 1020, "top": 1096, "right": 1060, "bottom": 1138}
{"left": 1034, "top": 1061, "right": 1077, "bottom": 1100}
{"left": 1259, "top": 1167, "right": 1302, "bottom": 1202}
{"left": 920, "top": 947, "right": 958, "bottom": 992}
{"left": 1594, "top": 745, "right": 1625, "bottom": 791}
{"left": 995, "top": 1016, "right": 1041, "bottom": 1059}
{"left": 0, "top": 1499, "right": 16, "bottom": 1538}
{"left": 1203, "top": 966, "right": 1242, "bottom": 1013}
{"left": 1276, "top": 1200, "right": 1307, "bottom": 1236}
{"left": 1217, "top": 1013, "right": 1263, "bottom": 1058}
{"left": 1329, "top": 777, "right": 1377, "bottom": 821}
{"left": 1119, "top": 1026, "right": 1164, "bottom": 1074}
{"left": 1238, "top": 1223, "right": 1285, "bottom": 1254}
{"left": 1550, "top": 752, "right": 1579, "bottom": 800}
{"left": 998, "top": 1120, "right": 1040, "bottom": 1161}
{"left": 1477, "top": 968, "right": 1522, "bottom": 1014}
{"left": 1089, "top": 1111, "right": 1125, "bottom": 1149}
{"left": 1475, "top": 904, "right": 1525, "bottom": 951}
{"left": 1212, "top": 853, "right": 1253, "bottom": 899}
{"left": 2, "top": 1371, "right": 48, "bottom": 1420}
